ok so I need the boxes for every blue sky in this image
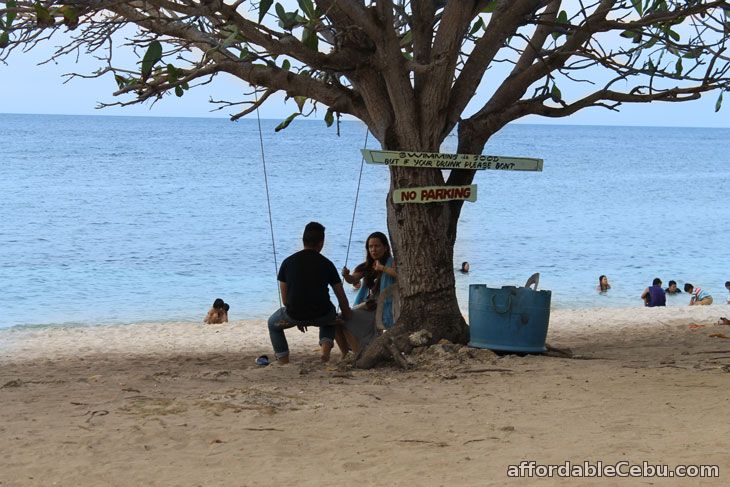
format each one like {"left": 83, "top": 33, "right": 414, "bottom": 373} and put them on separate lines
{"left": 1, "top": 41, "right": 728, "bottom": 128}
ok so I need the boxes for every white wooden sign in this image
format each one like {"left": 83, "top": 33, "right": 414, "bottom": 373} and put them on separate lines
{"left": 393, "top": 185, "right": 477, "bottom": 204}
{"left": 362, "top": 149, "right": 543, "bottom": 172}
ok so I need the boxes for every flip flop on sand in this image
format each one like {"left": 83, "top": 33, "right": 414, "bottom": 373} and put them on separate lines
{"left": 717, "top": 317, "right": 730, "bottom": 326}
{"left": 255, "top": 355, "right": 270, "bottom": 366}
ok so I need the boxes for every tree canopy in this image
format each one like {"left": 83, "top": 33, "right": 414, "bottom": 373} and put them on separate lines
{"left": 2, "top": 1, "right": 728, "bottom": 144}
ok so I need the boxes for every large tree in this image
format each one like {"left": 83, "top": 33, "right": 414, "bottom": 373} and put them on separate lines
{"left": 2, "top": 0, "right": 728, "bottom": 366}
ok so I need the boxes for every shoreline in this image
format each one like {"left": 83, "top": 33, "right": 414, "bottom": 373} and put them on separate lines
{"left": 0, "top": 300, "right": 702, "bottom": 332}
{"left": 2, "top": 305, "right": 725, "bottom": 363}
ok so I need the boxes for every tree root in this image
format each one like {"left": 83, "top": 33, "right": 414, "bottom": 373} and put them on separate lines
{"left": 386, "top": 337, "right": 409, "bottom": 369}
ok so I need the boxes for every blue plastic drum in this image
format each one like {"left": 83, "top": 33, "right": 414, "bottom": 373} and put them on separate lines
{"left": 468, "top": 284, "right": 552, "bottom": 352}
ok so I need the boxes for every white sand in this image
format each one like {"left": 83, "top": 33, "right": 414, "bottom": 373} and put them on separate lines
{"left": 1, "top": 306, "right": 729, "bottom": 486}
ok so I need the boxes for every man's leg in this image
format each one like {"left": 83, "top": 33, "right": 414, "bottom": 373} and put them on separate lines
{"left": 316, "top": 309, "right": 337, "bottom": 363}
{"left": 267, "top": 308, "right": 291, "bottom": 363}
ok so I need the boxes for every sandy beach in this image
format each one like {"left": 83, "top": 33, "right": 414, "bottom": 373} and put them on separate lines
{"left": 2, "top": 306, "right": 730, "bottom": 486}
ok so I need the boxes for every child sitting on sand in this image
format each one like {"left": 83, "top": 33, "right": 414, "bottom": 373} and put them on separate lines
{"left": 204, "top": 298, "right": 229, "bottom": 324}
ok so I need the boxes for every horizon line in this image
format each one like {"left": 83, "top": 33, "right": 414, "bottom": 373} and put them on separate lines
{"left": 1, "top": 111, "right": 727, "bottom": 130}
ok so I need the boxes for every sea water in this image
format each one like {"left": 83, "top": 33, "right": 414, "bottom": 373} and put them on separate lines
{"left": 1, "top": 113, "right": 728, "bottom": 329}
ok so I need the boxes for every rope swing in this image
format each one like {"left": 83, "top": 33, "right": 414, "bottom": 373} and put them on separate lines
{"left": 254, "top": 94, "right": 371, "bottom": 301}
{"left": 254, "top": 89, "right": 281, "bottom": 309}
{"left": 344, "top": 129, "right": 370, "bottom": 269}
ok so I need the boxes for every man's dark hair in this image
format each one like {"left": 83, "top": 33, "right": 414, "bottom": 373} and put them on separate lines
{"left": 303, "top": 221, "right": 325, "bottom": 247}
{"left": 652, "top": 278, "right": 662, "bottom": 286}
{"left": 725, "top": 281, "right": 730, "bottom": 287}
{"left": 668, "top": 280, "right": 677, "bottom": 287}
{"left": 684, "top": 283, "right": 693, "bottom": 292}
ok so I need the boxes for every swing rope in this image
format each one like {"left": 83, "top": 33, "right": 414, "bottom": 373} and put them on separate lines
{"left": 254, "top": 89, "right": 282, "bottom": 309}
{"left": 255, "top": 93, "right": 370, "bottom": 306}
{"left": 344, "top": 128, "right": 370, "bottom": 268}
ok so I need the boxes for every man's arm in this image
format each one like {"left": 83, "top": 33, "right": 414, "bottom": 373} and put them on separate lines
{"left": 641, "top": 288, "right": 649, "bottom": 304}
{"left": 279, "top": 281, "right": 287, "bottom": 306}
{"left": 332, "top": 282, "right": 352, "bottom": 320}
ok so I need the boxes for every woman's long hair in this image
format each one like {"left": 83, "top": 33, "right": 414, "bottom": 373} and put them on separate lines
{"left": 355, "top": 231, "right": 391, "bottom": 290}
{"left": 598, "top": 275, "right": 608, "bottom": 292}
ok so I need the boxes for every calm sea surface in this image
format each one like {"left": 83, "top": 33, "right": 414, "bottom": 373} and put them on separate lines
{"left": 1, "top": 113, "right": 728, "bottom": 329}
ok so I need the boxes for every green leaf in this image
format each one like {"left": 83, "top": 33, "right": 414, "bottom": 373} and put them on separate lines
{"left": 550, "top": 84, "right": 562, "bottom": 102}
{"left": 239, "top": 47, "right": 253, "bottom": 61}
{"left": 275, "top": 2, "right": 286, "bottom": 20}
{"left": 275, "top": 3, "right": 300, "bottom": 30}
{"left": 715, "top": 91, "right": 723, "bottom": 113}
{"left": 683, "top": 47, "right": 702, "bottom": 59}
{"left": 674, "top": 57, "right": 682, "bottom": 75}
{"left": 0, "top": 31, "right": 8, "bottom": 49}
{"left": 59, "top": 5, "right": 78, "bottom": 27}
{"left": 220, "top": 25, "right": 239, "bottom": 48}
{"left": 175, "top": 85, "right": 184, "bottom": 97}
{"left": 114, "top": 74, "right": 127, "bottom": 89}
{"left": 469, "top": 18, "right": 484, "bottom": 36}
{"left": 166, "top": 64, "right": 180, "bottom": 82}
{"left": 301, "top": 25, "right": 318, "bottom": 51}
{"left": 631, "top": 0, "right": 643, "bottom": 17}
{"left": 667, "top": 29, "right": 680, "bottom": 42}
{"left": 481, "top": 0, "right": 497, "bottom": 13}
{"left": 400, "top": 29, "right": 413, "bottom": 47}
{"left": 7, "top": 0, "right": 17, "bottom": 28}
{"left": 33, "top": 2, "right": 54, "bottom": 27}
{"left": 552, "top": 10, "right": 569, "bottom": 39}
{"left": 141, "top": 40, "right": 163, "bottom": 80}
{"left": 294, "top": 96, "right": 307, "bottom": 112}
{"left": 297, "top": 0, "right": 316, "bottom": 19}
{"left": 324, "top": 108, "right": 334, "bottom": 127}
{"left": 620, "top": 29, "right": 641, "bottom": 44}
{"left": 274, "top": 112, "right": 300, "bottom": 132}
{"left": 654, "top": 0, "right": 668, "bottom": 13}
{"left": 258, "top": 0, "right": 273, "bottom": 23}
{"left": 281, "top": 59, "right": 291, "bottom": 71}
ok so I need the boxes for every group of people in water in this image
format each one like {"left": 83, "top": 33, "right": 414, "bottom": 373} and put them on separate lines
{"left": 598, "top": 275, "right": 730, "bottom": 307}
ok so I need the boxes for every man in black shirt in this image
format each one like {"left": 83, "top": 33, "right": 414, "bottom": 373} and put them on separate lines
{"left": 267, "top": 222, "right": 352, "bottom": 364}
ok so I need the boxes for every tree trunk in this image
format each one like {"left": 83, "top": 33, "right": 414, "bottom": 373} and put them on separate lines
{"left": 356, "top": 163, "right": 469, "bottom": 368}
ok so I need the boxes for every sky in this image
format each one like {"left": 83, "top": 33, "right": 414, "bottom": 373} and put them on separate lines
{"left": 1, "top": 34, "right": 728, "bottom": 128}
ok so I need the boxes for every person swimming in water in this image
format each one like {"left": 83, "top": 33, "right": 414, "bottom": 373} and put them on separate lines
{"left": 597, "top": 275, "right": 611, "bottom": 293}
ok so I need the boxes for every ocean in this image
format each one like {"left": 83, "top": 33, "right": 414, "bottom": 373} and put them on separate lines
{"left": 1, "top": 113, "right": 728, "bottom": 329}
